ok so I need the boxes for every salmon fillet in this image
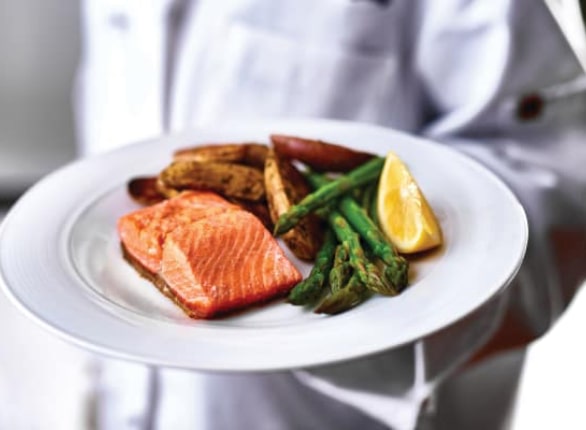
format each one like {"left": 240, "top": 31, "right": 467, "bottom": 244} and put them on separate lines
{"left": 118, "top": 191, "right": 302, "bottom": 318}
{"left": 161, "top": 210, "right": 302, "bottom": 318}
{"left": 117, "top": 191, "right": 239, "bottom": 273}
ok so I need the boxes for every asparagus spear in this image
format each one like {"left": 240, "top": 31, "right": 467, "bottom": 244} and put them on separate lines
{"left": 315, "top": 273, "right": 369, "bottom": 315}
{"left": 323, "top": 207, "right": 392, "bottom": 295}
{"left": 359, "top": 182, "right": 375, "bottom": 216}
{"left": 361, "top": 181, "right": 380, "bottom": 226}
{"left": 328, "top": 244, "right": 352, "bottom": 293}
{"left": 309, "top": 173, "right": 409, "bottom": 293}
{"left": 288, "top": 228, "right": 337, "bottom": 305}
{"left": 273, "top": 157, "right": 385, "bottom": 236}
{"left": 338, "top": 197, "right": 408, "bottom": 292}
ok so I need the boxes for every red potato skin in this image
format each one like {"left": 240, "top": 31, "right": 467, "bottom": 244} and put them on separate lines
{"left": 270, "top": 134, "right": 375, "bottom": 172}
{"left": 127, "top": 177, "right": 166, "bottom": 206}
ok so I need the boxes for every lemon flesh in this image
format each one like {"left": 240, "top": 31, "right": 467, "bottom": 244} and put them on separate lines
{"left": 377, "top": 151, "right": 442, "bottom": 254}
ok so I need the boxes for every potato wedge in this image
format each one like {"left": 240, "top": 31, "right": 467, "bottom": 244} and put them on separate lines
{"left": 271, "top": 134, "right": 375, "bottom": 172}
{"left": 127, "top": 176, "right": 166, "bottom": 205}
{"left": 174, "top": 143, "right": 268, "bottom": 169}
{"left": 160, "top": 160, "right": 266, "bottom": 202}
{"left": 155, "top": 177, "right": 180, "bottom": 199}
{"left": 264, "top": 149, "right": 323, "bottom": 261}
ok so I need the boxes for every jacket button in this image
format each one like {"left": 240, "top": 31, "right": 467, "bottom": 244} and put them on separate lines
{"left": 516, "top": 93, "right": 544, "bottom": 121}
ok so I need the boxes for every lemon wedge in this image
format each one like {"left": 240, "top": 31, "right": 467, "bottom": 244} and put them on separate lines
{"left": 377, "top": 151, "right": 442, "bottom": 253}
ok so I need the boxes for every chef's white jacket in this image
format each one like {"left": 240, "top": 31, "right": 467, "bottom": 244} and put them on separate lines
{"left": 76, "top": 0, "right": 586, "bottom": 429}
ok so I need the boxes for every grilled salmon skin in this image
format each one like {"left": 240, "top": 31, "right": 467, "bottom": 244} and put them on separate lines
{"left": 118, "top": 190, "right": 302, "bottom": 318}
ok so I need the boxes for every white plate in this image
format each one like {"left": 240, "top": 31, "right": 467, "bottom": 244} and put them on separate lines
{"left": 0, "top": 119, "right": 527, "bottom": 372}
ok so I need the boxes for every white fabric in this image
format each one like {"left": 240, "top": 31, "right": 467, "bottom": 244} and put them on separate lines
{"left": 545, "top": 0, "right": 586, "bottom": 71}
{"left": 294, "top": 288, "right": 509, "bottom": 429}
{"left": 75, "top": 0, "right": 586, "bottom": 429}
{"left": 0, "top": 207, "right": 95, "bottom": 430}
{"left": 510, "top": 281, "right": 586, "bottom": 430}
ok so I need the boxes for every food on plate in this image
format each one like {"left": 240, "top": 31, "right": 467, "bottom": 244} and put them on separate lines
{"left": 161, "top": 210, "right": 301, "bottom": 318}
{"left": 224, "top": 197, "right": 274, "bottom": 230}
{"left": 273, "top": 156, "right": 385, "bottom": 236}
{"left": 315, "top": 270, "right": 367, "bottom": 315}
{"left": 118, "top": 191, "right": 301, "bottom": 318}
{"left": 174, "top": 142, "right": 268, "bottom": 169}
{"left": 156, "top": 176, "right": 180, "bottom": 199}
{"left": 264, "top": 148, "right": 323, "bottom": 261}
{"left": 307, "top": 173, "right": 408, "bottom": 294}
{"left": 312, "top": 209, "right": 384, "bottom": 314}
{"left": 159, "top": 160, "right": 266, "bottom": 201}
{"left": 376, "top": 151, "right": 442, "bottom": 253}
{"left": 358, "top": 182, "right": 379, "bottom": 225}
{"left": 288, "top": 229, "right": 337, "bottom": 305}
{"left": 119, "top": 191, "right": 239, "bottom": 273}
{"left": 127, "top": 176, "right": 166, "bottom": 206}
{"left": 328, "top": 243, "right": 352, "bottom": 294}
{"left": 127, "top": 176, "right": 181, "bottom": 205}
{"left": 271, "top": 134, "right": 375, "bottom": 172}
{"left": 120, "top": 134, "right": 442, "bottom": 318}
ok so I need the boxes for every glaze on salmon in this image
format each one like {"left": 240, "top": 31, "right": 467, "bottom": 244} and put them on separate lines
{"left": 118, "top": 191, "right": 302, "bottom": 318}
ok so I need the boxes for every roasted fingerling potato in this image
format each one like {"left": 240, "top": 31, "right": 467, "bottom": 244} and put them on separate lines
{"left": 173, "top": 143, "right": 268, "bottom": 169}
{"left": 159, "top": 160, "right": 266, "bottom": 202}
{"left": 127, "top": 176, "right": 166, "bottom": 206}
{"left": 264, "top": 149, "right": 324, "bottom": 261}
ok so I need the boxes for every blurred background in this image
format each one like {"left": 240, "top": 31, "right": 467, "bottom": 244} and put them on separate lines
{"left": 0, "top": 2, "right": 92, "bottom": 429}
{"left": 0, "top": 0, "right": 79, "bottom": 200}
